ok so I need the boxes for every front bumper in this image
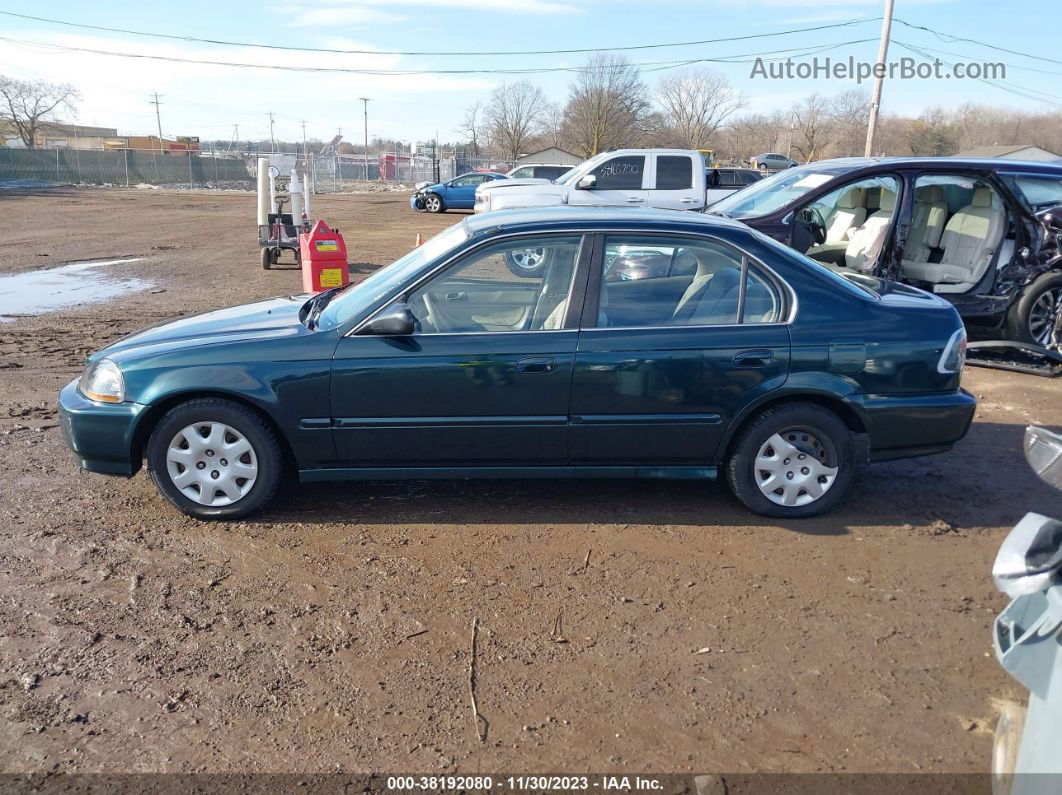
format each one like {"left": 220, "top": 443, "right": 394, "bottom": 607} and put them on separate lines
{"left": 58, "top": 379, "right": 147, "bottom": 476}
{"left": 409, "top": 194, "right": 425, "bottom": 211}
{"left": 850, "top": 388, "right": 977, "bottom": 461}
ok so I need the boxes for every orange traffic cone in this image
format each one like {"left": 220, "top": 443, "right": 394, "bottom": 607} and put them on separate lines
{"left": 415, "top": 232, "right": 423, "bottom": 247}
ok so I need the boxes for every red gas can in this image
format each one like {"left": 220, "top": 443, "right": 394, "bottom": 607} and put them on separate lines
{"left": 299, "top": 220, "right": 349, "bottom": 293}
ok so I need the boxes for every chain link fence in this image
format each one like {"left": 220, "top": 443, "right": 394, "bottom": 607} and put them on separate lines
{"left": 0, "top": 147, "right": 518, "bottom": 193}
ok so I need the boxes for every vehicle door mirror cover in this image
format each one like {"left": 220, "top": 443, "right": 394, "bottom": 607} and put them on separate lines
{"left": 577, "top": 174, "right": 597, "bottom": 190}
{"left": 360, "top": 302, "right": 415, "bottom": 336}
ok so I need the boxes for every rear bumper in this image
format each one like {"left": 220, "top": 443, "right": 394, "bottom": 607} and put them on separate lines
{"left": 849, "top": 388, "right": 977, "bottom": 462}
{"left": 57, "top": 379, "right": 146, "bottom": 476}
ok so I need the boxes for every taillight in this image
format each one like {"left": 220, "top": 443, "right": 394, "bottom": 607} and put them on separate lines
{"left": 938, "top": 326, "right": 968, "bottom": 374}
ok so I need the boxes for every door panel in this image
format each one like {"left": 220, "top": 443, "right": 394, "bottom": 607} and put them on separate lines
{"left": 568, "top": 154, "right": 648, "bottom": 208}
{"left": 649, "top": 153, "right": 701, "bottom": 210}
{"left": 570, "top": 326, "right": 790, "bottom": 464}
{"left": 331, "top": 332, "right": 577, "bottom": 466}
{"left": 570, "top": 232, "right": 791, "bottom": 465}
{"left": 329, "top": 232, "right": 589, "bottom": 468}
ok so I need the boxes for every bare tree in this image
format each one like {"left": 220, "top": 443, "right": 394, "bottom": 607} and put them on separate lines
{"left": 483, "top": 81, "right": 548, "bottom": 162}
{"left": 829, "top": 88, "right": 871, "bottom": 157}
{"left": 790, "top": 93, "right": 833, "bottom": 162}
{"left": 720, "top": 111, "right": 790, "bottom": 163}
{"left": 656, "top": 68, "right": 744, "bottom": 150}
{"left": 0, "top": 75, "right": 80, "bottom": 148}
{"left": 458, "top": 101, "right": 483, "bottom": 157}
{"left": 540, "top": 101, "right": 564, "bottom": 149}
{"left": 562, "top": 54, "right": 650, "bottom": 158}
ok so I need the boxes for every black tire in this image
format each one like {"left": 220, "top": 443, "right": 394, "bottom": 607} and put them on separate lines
{"left": 146, "top": 398, "right": 284, "bottom": 520}
{"left": 261, "top": 247, "right": 272, "bottom": 270}
{"left": 423, "top": 193, "right": 445, "bottom": 213}
{"left": 1004, "top": 270, "right": 1062, "bottom": 345}
{"left": 725, "top": 402, "right": 854, "bottom": 518}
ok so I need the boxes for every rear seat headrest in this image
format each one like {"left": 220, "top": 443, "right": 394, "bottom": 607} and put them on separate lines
{"left": 836, "top": 188, "right": 865, "bottom": 210}
{"left": 972, "top": 186, "right": 994, "bottom": 208}
{"left": 917, "top": 185, "right": 945, "bottom": 203}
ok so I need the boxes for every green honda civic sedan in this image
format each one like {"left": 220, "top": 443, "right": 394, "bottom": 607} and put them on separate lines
{"left": 58, "top": 207, "right": 976, "bottom": 520}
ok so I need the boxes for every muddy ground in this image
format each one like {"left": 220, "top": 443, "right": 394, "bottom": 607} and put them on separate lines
{"left": 0, "top": 188, "right": 1060, "bottom": 775}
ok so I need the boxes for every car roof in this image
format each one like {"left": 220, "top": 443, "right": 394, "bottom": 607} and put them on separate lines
{"left": 462, "top": 206, "right": 749, "bottom": 234}
{"left": 793, "top": 156, "right": 1062, "bottom": 176}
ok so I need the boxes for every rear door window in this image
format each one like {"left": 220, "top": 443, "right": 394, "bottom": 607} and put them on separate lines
{"left": 655, "top": 156, "right": 693, "bottom": 190}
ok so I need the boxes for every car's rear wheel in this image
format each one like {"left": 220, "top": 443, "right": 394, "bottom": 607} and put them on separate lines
{"left": 1005, "top": 270, "right": 1062, "bottom": 346}
{"left": 423, "top": 193, "right": 444, "bottom": 213}
{"left": 726, "top": 403, "right": 854, "bottom": 517}
{"left": 146, "top": 398, "right": 283, "bottom": 520}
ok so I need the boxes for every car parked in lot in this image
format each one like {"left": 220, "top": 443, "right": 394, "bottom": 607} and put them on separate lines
{"left": 706, "top": 157, "right": 1062, "bottom": 344}
{"left": 750, "top": 153, "right": 800, "bottom": 171}
{"left": 475, "top": 149, "right": 711, "bottom": 213}
{"left": 506, "top": 163, "right": 573, "bottom": 181}
{"left": 411, "top": 171, "right": 508, "bottom": 212}
{"left": 706, "top": 167, "right": 763, "bottom": 205}
{"left": 59, "top": 207, "right": 975, "bottom": 521}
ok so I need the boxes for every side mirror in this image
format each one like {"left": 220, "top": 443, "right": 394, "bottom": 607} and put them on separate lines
{"left": 1026, "top": 425, "right": 1062, "bottom": 489}
{"left": 359, "top": 302, "right": 415, "bottom": 336}
{"left": 576, "top": 174, "right": 597, "bottom": 190}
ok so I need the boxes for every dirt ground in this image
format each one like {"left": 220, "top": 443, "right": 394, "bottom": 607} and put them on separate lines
{"left": 0, "top": 188, "right": 1060, "bottom": 775}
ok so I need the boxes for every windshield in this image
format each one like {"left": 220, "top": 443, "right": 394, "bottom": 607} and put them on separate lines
{"left": 318, "top": 223, "right": 470, "bottom": 328}
{"left": 1012, "top": 175, "right": 1062, "bottom": 210}
{"left": 710, "top": 167, "right": 838, "bottom": 218}
{"left": 555, "top": 153, "right": 605, "bottom": 186}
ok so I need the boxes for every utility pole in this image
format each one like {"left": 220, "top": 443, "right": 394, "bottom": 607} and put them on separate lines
{"left": 268, "top": 111, "right": 276, "bottom": 154}
{"left": 300, "top": 119, "right": 308, "bottom": 157}
{"left": 149, "top": 91, "right": 164, "bottom": 151}
{"left": 359, "top": 97, "right": 370, "bottom": 179}
{"left": 863, "top": 0, "right": 895, "bottom": 157}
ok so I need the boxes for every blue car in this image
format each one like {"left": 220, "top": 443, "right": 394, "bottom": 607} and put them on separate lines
{"left": 411, "top": 171, "right": 508, "bottom": 213}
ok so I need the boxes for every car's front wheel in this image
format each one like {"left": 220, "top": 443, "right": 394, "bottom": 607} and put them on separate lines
{"left": 146, "top": 398, "right": 283, "bottom": 520}
{"left": 423, "top": 193, "right": 445, "bottom": 213}
{"left": 726, "top": 403, "right": 854, "bottom": 518}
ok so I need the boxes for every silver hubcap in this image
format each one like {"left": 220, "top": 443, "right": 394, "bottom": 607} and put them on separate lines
{"left": 426, "top": 196, "right": 440, "bottom": 211}
{"left": 166, "top": 422, "right": 258, "bottom": 507}
{"left": 754, "top": 428, "right": 838, "bottom": 507}
{"left": 1029, "top": 287, "right": 1062, "bottom": 346}
{"left": 510, "top": 247, "right": 545, "bottom": 270}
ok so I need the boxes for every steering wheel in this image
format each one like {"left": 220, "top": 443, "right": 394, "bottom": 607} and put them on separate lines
{"left": 797, "top": 206, "right": 828, "bottom": 246}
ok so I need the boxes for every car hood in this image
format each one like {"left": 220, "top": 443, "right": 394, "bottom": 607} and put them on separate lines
{"left": 477, "top": 178, "right": 552, "bottom": 191}
{"left": 96, "top": 295, "right": 311, "bottom": 361}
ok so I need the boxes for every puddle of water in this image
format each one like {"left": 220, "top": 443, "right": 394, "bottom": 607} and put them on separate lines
{"left": 0, "top": 258, "right": 151, "bottom": 321}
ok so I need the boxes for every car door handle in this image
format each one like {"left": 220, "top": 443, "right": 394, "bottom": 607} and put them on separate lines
{"left": 444, "top": 290, "right": 467, "bottom": 302}
{"left": 733, "top": 350, "right": 773, "bottom": 368}
{"left": 680, "top": 197, "right": 698, "bottom": 203}
{"left": 625, "top": 197, "right": 645, "bottom": 203}
{"left": 516, "top": 356, "right": 556, "bottom": 374}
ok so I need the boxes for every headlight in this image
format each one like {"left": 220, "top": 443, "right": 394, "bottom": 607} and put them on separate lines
{"left": 79, "top": 358, "right": 125, "bottom": 403}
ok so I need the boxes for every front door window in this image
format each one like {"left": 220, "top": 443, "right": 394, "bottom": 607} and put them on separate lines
{"left": 406, "top": 235, "right": 583, "bottom": 333}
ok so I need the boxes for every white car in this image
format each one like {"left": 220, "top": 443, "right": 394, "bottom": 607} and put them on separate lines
{"left": 505, "top": 163, "right": 573, "bottom": 181}
{"left": 476, "top": 149, "right": 709, "bottom": 214}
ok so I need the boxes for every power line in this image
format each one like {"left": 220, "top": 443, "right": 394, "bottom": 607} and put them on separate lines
{"left": 892, "top": 18, "right": 1062, "bottom": 67}
{"left": 0, "top": 9, "right": 880, "bottom": 57}
{"left": 0, "top": 33, "right": 878, "bottom": 76}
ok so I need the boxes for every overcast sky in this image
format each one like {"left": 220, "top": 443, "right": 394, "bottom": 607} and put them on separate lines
{"left": 0, "top": 0, "right": 1055, "bottom": 147}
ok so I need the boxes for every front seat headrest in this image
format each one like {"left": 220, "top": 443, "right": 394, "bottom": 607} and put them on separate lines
{"left": 972, "top": 187, "right": 994, "bottom": 207}
{"left": 878, "top": 190, "right": 896, "bottom": 212}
